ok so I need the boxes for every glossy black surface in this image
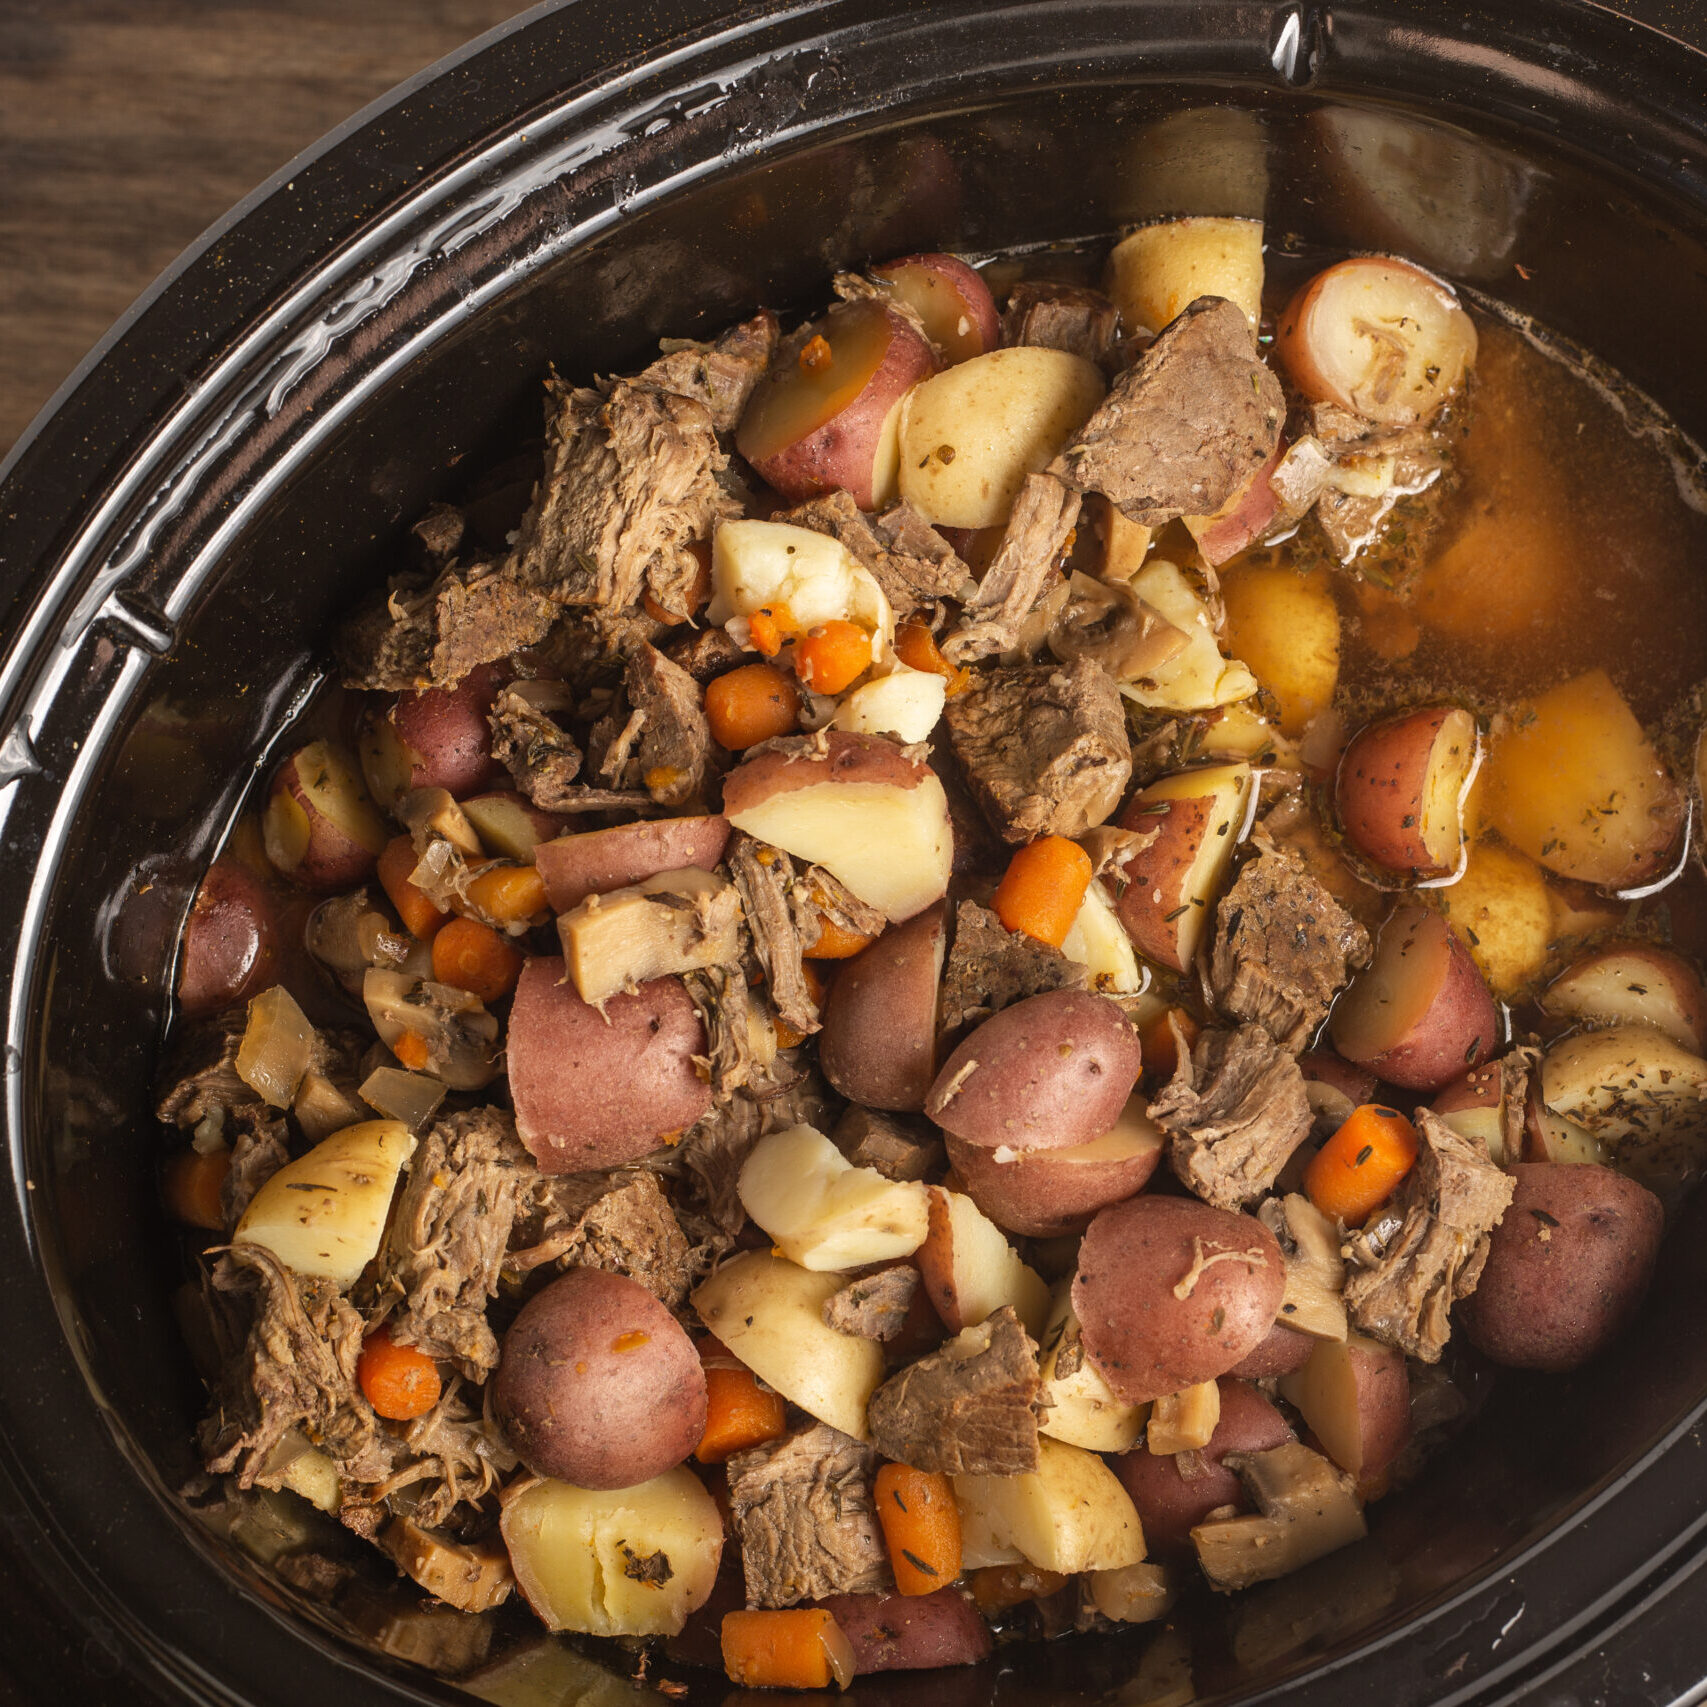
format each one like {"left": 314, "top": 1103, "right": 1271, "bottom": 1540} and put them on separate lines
{"left": 7, "top": 1, "right": 1707, "bottom": 1703}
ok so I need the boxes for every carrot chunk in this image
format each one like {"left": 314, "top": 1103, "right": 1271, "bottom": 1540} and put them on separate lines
{"left": 969, "top": 1563, "right": 1069, "bottom": 1616}
{"left": 431, "top": 916, "right": 523, "bottom": 1004}
{"left": 722, "top": 1608, "right": 855, "bottom": 1690}
{"left": 392, "top": 1031, "right": 432, "bottom": 1073}
{"left": 873, "top": 1463, "right": 963, "bottom": 1596}
{"left": 462, "top": 862, "right": 548, "bottom": 926}
{"left": 163, "top": 1147, "right": 230, "bottom": 1232}
{"left": 357, "top": 1326, "right": 443, "bottom": 1421}
{"left": 1305, "top": 1103, "right": 1420, "bottom": 1223}
{"left": 378, "top": 834, "right": 448, "bottom": 940}
{"left": 706, "top": 662, "right": 802, "bottom": 750}
{"left": 1140, "top": 1006, "right": 1199, "bottom": 1080}
{"left": 806, "top": 913, "right": 876, "bottom": 960}
{"left": 793, "top": 620, "right": 872, "bottom": 695}
{"left": 894, "top": 620, "right": 971, "bottom": 695}
{"left": 695, "top": 1365, "right": 787, "bottom": 1463}
{"left": 749, "top": 603, "right": 796, "bottom": 657}
{"left": 991, "top": 836, "right": 1094, "bottom": 948}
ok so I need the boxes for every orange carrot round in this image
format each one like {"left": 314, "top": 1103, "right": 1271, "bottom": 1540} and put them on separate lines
{"left": 749, "top": 603, "right": 795, "bottom": 656}
{"left": 894, "top": 621, "right": 970, "bottom": 696}
{"left": 378, "top": 834, "right": 448, "bottom": 940}
{"left": 874, "top": 1463, "right": 963, "bottom": 1596}
{"left": 722, "top": 1608, "right": 854, "bottom": 1691}
{"left": 358, "top": 1326, "right": 443, "bottom": 1421}
{"left": 1305, "top": 1104, "right": 1420, "bottom": 1223}
{"left": 695, "top": 1365, "right": 788, "bottom": 1463}
{"left": 462, "top": 862, "right": 547, "bottom": 926}
{"left": 793, "top": 620, "right": 873, "bottom": 695}
{"left": 431, "top": 916, "right": 524, "bottom": 1004}
{"left": 991, "top": 836, "right": 1094, "bottom": 947}
{"left": 163, "top": 1147, "right": 230, "bottom": 1232}
{"left": 392, "top": 1030, "right": 432, "bottom": 1073}
{"left": 969, "top": 1563, "right": 1069, "bottom": 1616}
{"left": 706, "top": 662, "right": 801, "bottom": 750}
{"left": 806, "top": 913, "right": 876, "bottom": 960}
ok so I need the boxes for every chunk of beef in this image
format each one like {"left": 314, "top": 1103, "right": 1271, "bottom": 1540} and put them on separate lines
{"left": 371, "top": 1380, "right": 512, "bottom": 1532}
{"left": 937, "top": 900, "right": 1086, "bottom": 1042}
{"left": 637, "top": 309, "right": 781, "bottom": 434}
{"left": 777, "top": 488, "right": 970, "bottom": 621}
{"left": 727, "top": 1423, "right": 891, "bottom": 1607}
{"left": 1210, "top": 843, "right": 1372, "bottom": 1052}
{"left": 155, "top": 1011, "right": 251, "bottom": 1131}
{"left": 944, "top": 656, "right": 1131, "bottom": 843}
{"left": 371, "top": 1110, "right": 534, "bottom": 1379}
{"left": 866, "top": 1306, "right": 1040, "bottom": 1476}
{"left": 624, "top": 642, "right": 715, "bottom": 808}
{"left": 411, "top": 502, "right": 466, "bottom": 563}
{"left": 1003, "top": 281, "right": 1120, "bottom": 367}
{"left": 220, "top": 1107, "right": 290, "bottom": 1231}
{"left": 506, "top": 1170, "right": 694, "bottom": 1310}
{"left": 667, "top": 624, "right": 748, "bottom": 684}
{"left": 1151, "top": 1024, "right": 1314, "bottom": 1211}
{"left": 832, "top": 1105, "right": 943, "bottom": 1182}
{"left": 727, "top": 833, "right": 821, "bottom": 1038}
{"left": 822, "top": 1266, "right": 920, "bottom": 1341}
{"left": 1342, "top": 1108, "right": 1515, "bottom": 1363}
{"left": 684, "top": 964, "right": 773, "bottom": 1101}
{"left": 1050, "top": 296, "right": 1284, "bottom": 526}
{"left": 487, "top": 680, "right": 651, "bottom": 815}
{"left": 941, "top": 473, "right": 1080, "bottom": 664}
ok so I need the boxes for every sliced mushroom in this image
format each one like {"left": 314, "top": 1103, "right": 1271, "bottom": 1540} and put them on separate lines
{"left": 557, "top": 868, "right": 744, "bottom": 1008}
{"left": 362, "top": 968, "right": 500, "bottom": 1091}
{"left": 1257, "top": 1193, "right": 1347, "bottom": 1341}
{"left": 1191, "top": 1441, "right": 1365, "bottom": 1591}
{"left": 378, "top": 1516, "right": 513, "bottom": 1615}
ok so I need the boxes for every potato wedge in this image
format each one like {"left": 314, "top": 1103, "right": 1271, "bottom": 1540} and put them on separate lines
{"left": 915, "top": 1187, "right": 1051, "bottom": 1337}
{"left": 1061, "top": 876, "right": 1144, "bottom": 994}
{"left": 1436, "top": 838, "right": 1554, "bottom": 999}
{"left": 1119, "top": 561, "right": 1259, "bottom": 713}
{"left": 954, "top": 1437, "right": 1146, "bottom": 1574}
{"left": 1542, "top": 942, "right": 1707, "bottom": 1054}
{"left": 1036, "top": 1284, "right": 1147, "bottom": 1453}
{"left": 1217, "top": 563, "right": 1341, "bottom": 738}
{"left": 1107, "top": 217, "right": 1265, "bottom": 334}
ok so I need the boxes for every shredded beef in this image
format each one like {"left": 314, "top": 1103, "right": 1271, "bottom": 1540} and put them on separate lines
{"left": 1050, "top": 296, "right": 1284, "bottom": 526}
{"left": 727, "top": 834, "right": 820, "bottom": 1038}
{"left": 1150, "top": 1024, "right": 1315, "bottom": 1211}
{"left": 487, "top": 679, "right": 652, "bottom": 814}
{"left": 944, "top": 656, "right": 1131, "bottom": 843}
{"left": 667, "top": 624, "right": 748, "bottom": 684}
{"left": 937, "top": 900, "right": 1086, "bottom": 1042}
{"left": 867, "top": 1306, "right": 1041, "bottom": 1476}
{"left": 1210, "top": 843, "right": 1372, "bottom": 1052}
{"left": 505, "top": 1170, "right": 694, "bottom": 1310}
{"left": 155, "top": 1011, "right": 251, "bottom": 1130}
{"left": 941, "top": 473, "right": 1080, "bottom": 664}
{"left": 1342, "top": 1109, "right": 1514, "bottom": 1363}
{"left": 822, "top": 1267, "right": 920, "bottom": 1340}
{"left": 726, "top": 1423, "right": 892, "bottom": 1607}
{"left": 369, "top": 1379, "right": 512, "bottom": 1532}
{"left": 1003, "top": 281, "right": 1120, "bottom": 367}
{"left": 832, "top": 1105, "right": 943, "bottom": 1182}
{"left": 777, "top": 488, "right": 970, "bottom": 621}
{"left": 219, "top": 1108, "right": 291, "bottom": 1231}
{"left": 637, "top": 310, "right": 780, "bottom": 435}
{"left": 623, "top": 643, "right": 715, "bottom": 808}
{"left": 684, "top": 964, "right": 774, "bottom": 1100}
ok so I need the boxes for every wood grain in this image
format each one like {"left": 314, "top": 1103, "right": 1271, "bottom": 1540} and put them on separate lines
{"left": 0, "top": 0, "right": 529, "bottom": 458}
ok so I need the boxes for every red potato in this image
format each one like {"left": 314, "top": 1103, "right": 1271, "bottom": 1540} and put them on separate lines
{"left": 944, "top": 1096, "right": 1164, "bottom": 1237}
{"left": 507, "top": 957, "right": 710, "bottom": 1171}
{"left": 459, "top": 791, "right": 568, "bottom": 862}
{"left": 925, "top": 989, "right": 1142, "bottom": 1153}
{"left": 872, "top": 252, "right": 1001, "bottom": 365}
{"left": 915, "top": 1188, "right": 1051, "bottom": 1336}
{"left": 1113, "top": 1378, "right": 1293, "bottom": 1558}
{"left": 1115, "top": 763, "right": 1253, "bottom": 972}
{"left": 1227, "top": 1320, "right": 1317, "bottom": 1379}
{"left": 815, "top": 1589, "right": 993, "bottom": 1673}
{"left": 493, "top": 1268, "right": 706, "bottom": 1490}
{"left": 1431, "top": 1060, "right": 1517, "bottom": 1164}
{"left": 1542, "top": 942, "right": 1707, "bottom": 1055}
{"left": 723, "top": 732, "right": 953, "bottom": 923}
{"left": 1335, "top": 705, "right": 1479, "bottom": 878}
{"left": 736, "top": 297, "right": 937, "bottom": 510}
{"left": 818, "top": 902, "right": 946, "bottom": 1111}
{"left": 1275, "top": 255, "right": 1478, "bottom": 426}
{"left": 1459, "top": 1163, "right": 1664, "bottom": 1372}
{"left": 1182, "top": 442, "right": 1286, "bottom": 567}
{"left": 1329, "top": 905, "right": 1498, "bottom": 1091}
{"left": 1279, "top": 1332, "right": 1411, "bottom": 1485}
{"left": 262, "top": 739, "right": 389, "bottom": 890}
{"left": 1073, "top": 1196, "right": 1286, "bottom": 1404}
{"left": 533, "top": 816, "right": 731, "bottom": 913}
{"left": 1523, "top": 1085, "right": 1608, "bottom": 1166}
{"left": 176, "top": 859, "right": 280, "bottom": 1016}
{"left": 360, "top": 666, "right": 504, "bottom": 809}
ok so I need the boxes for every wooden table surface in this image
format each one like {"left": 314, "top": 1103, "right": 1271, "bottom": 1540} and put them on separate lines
{"left": 0, "top": 0, "right": 533, "bottom": 460}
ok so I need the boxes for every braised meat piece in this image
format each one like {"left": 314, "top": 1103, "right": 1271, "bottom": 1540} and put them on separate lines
{"left": 1003, "top": 281, "right": 1120, "bottom": 367}
{"left": 822, "top": 1266, "right": 920, "bottom": 1341}
{"left": 944, "top": 656, "right": 1131, "bottom": 842}
{"left": 623, "top": 642, "right": 716, "bottom": 809}
{"left": 832, "top": 1105, "right": 943, "bottom": 1182}
{"left": 777, "top": 488, "right": 970, "bottom": 620}
{"left": 1210, "top": 843, "right": 1372, "bottom": 1052}
{"left": 684, "top": 964, "right": 775, "bottom": 1101}
{"left": 666, "top": 624, "right": 747, "bottom": 684}
{"left": 725, "top": 1423, "right": 892, "bottom": 1607}
{"left": 1343, "top": 1109, "right": 1515, "bottom": 1363}
{"left": 1150, "top": 1024, "right": 1315, "bottom": 1211}
{"left": 155, "top": 1010, "right": 254, "bottom": 1131}
{"left": 636, "top": 309, "right": 781, "bottom": 435}
{"left": 1050, "top": 296, "right": 1284, "bottom": 526}
{"left": 727, "top": 833, "right": 820, "bottom": 1039}
{"left": 486, "top": 679, "right": 655, "bottom": 814}
{"left": 937, "top": 900, "right": 1086, "bottom": 1042}
{"left": 505, "top": 1170, "right": 694, "bottom": 1310}
{"left": 219, "top": 1107, "right": 291, "bottom": 1231}
{"left": 867, "top": 1306, "right": 1041, "bottom": 1476}
{"left": 941, "top": 472, "right": 1080, "bottom": 664}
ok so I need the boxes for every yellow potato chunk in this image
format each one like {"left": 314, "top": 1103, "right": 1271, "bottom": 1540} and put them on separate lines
{"left": 1106, "top": 217, "right": 1264, "bottom": 334}
{"left": 1217, "top": 562, "right": 1341, "bottom": 737}
{"left": 1437, "top": 839, "right": 1553, "bottom": 998}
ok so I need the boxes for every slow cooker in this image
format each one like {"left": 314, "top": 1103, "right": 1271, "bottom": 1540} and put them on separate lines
{"left": 6, "top": 1, "right": 1707, "bottom": 1702}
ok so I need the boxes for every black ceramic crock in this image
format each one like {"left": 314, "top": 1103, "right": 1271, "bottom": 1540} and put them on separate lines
{"left": 6, "top": 2, "right": 1707, "bottom": 1703}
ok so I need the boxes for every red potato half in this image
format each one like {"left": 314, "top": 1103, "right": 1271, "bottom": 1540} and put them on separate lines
{"left": 1335, "top": 705, "right": 1479, "bottom": 878}
{"left": 1275, "top": 255, "right": 1478, "bottom": 426}
{"left": 723, "top": 732, "right": 953, "bottom": 923}
{"left": 262, "top": 740, "right": 389, "bottom": 890}
{"left": 1432, "top": 1060, "right": 1517, "bottom": 1164}
{"left": 508, "top": 957, "right": 711, "bottom": 1171}
{"left": 945, "top": 1095, "right": 1164, "bottom": 1237}
{"left": 459, "top": 791, "right": 568, "bottom": 863}
{"left": 533, "top": 816, "right": 731, "bottom": 913}
{"left": 1541, "top": 942, "right": 1707, "bottom": 1055}
{"left": 1073, "top": 1196, "right": 1286, "bottom": 1405}
{"left": 1227, "top": 1320, "right": 1317, "bottom": 1379}
{"left": 1523, "top": 1086, "right": 1609, "bottom": 1166}
{"left": 736, "top": 297, "right": 937, "bottom": 510}
{"left": 916, "top": 1187, "right": 1052, "bottom": 1336}
{"left": 1182, "top": 443, "right": 1286, "bottom": 567}
{"left": 176, "top": 858, "right": 280, "bottom": 1016}
{"left": 816, "top": 1589, "right": 993, "bottom": 1673}
{"left": 818, "top": 902, "right": 945, "bottom": 1112}
{"left": 1115, "top": 762, "right": 1254, "bottom": 973}
{"left": 1278, "top": 1332, "right": 1411, "bottom": 1484}
{"left": 360, "top": 666, "right": 504, "bottom": 809}
{"left": 872, "top": 252, "right": 1001, "bottom": 365}
{"left": 1329, "top": 905, "right": 1498, "bottom": 1091}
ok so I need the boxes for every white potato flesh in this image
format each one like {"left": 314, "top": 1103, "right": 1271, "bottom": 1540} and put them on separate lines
{"left": 834, "top": 664, "right": 946, "bottom": 743}
{"left": 1061, "top": 878, "right": 1144, "bottom": 994}
{"left": 1147, "top": 1381, "right": 1221, "bottom": 1455}
{"left": 692, "top": 1251, "right": 885, "bottom": 1439}
{"left": 500, "top": 1469, "right": 722, "bottom": 1638}
{"left": 709, "top": 520, "right": 893, "bottom": 650}
{"left": 235, "top": 1120, "right": 415, "bottom": 1286}
{"left": 1119, "top": 561, "right": 1258, "bottom": 712}
{"left": 923, "top": 1188, "right": 1052, "bottom": 1337}
{"left": 1038, "top": 1283, "right": 1146, "bottom": 1452}
{"left": 954, "top": 1437, "right": 1146, "bottom": 1574}
{"left": 1107, "top": 216, "right": 1265, "bottom": 333}
{"left": 897, "top": 348, "right": 1105, "bottom": 528}
{"left": 738, "top": 1125, "right": 930, "bottom": 1270}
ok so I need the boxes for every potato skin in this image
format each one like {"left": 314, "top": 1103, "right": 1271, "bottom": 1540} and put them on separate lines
{"left": 926, "top": 990, "right": 1141, "bottom": 1152}
{"left": 494, "top": 1268, "right": 706, "bottom": 1490}
{"left": 1113, "top": 1378, "right": 1293, "bottom": 1557}
{"left": 1072, "top": 1196, "right": 1285, "bottom": 1403}
{"left": 816, "top": 1589, "right": 993, "bottom": 1673}
{"left": 1226, "top": 1319, "right": 1316, "bottom": 1378}
{"left": 722, "top": 730, "right": 933, "bottom": 816}
{"left": 1459, "top": 1163, "right": 1663, "bottom": 1373}
{"left": 1335, "top": 705, "right": 1468, "bottom": 875}
{"left": 508, "top": 957, "right": 711, "bottom": 1171}
{"left": 818, "top": 902, "right": 945, "bottom": 1111}
{"left": 533, "top": 816, "right": 731, "bottom": 913}
{"left": 389, "top": 667, "right": 505, "bottom": 800}
{"left": 177, "top": 859, "right": 279, "bottom": 1016}
{"left": 944, "top": 1129, "right": 1161, "bottom": 1237}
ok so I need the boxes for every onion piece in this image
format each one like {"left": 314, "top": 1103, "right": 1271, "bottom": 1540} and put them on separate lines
{"left": 359, "top": 1065, "right": 448, "bottom": 1131}
{"left": 234, "top": 986, "right": 315, "bottom": 1108}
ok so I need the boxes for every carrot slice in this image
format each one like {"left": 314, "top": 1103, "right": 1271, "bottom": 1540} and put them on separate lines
{"left": 1140, "top": 1006, "right": 1199, "bottom": 1080}
{"left": 969, "top": 1563, "right": 1069, "bottom": 1616}
{"left": 873, "top": 1463, "right": 962, "bottom": 1596}
{"left": 991, "top": 836, "right": 1094, "bottom": 948}
{"left": 722, "top": 1608, "right": 855, "bottom": 1690}
{"left": 1305, "top": 1103, "right": 1420, "bottom": 1223}
{"left": 431, "top": 916, "right": 523, "bottom": 1004}
{"left": 805, "top": 913, "right": 876, "bottom": 960}
{"left": 357, "top": 1326, "right": 443, "bottom": 1421}
{"left": 163, "top": 1147, "right": 230, "bottom": 1232}
{"left": 793, "top": 620, "right": 872, "bottom": 695}
{"left": 695, "top": 1364, "right": 787, "bottom": 1463}
{"left": 462, "top": 862, "right": 548, "bottom": 926}
{"left": 706, "top": 662, "right": 801, "bottom": 751}
{"left": 894, "top": 620, "right": 972, "bottom": 696}
{"left": 378, "top": 834, "right": 448, "bottom": 940}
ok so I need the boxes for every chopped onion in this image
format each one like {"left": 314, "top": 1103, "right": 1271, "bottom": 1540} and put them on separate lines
{"left": 820, "top": 1616, "right": 857, "bottom": 1691}
{"left": 359, "top": 1066, "right": 447, "bottom": 1131}
{"left": 235, "top": 986, "right": 314, "bottom": 1108}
